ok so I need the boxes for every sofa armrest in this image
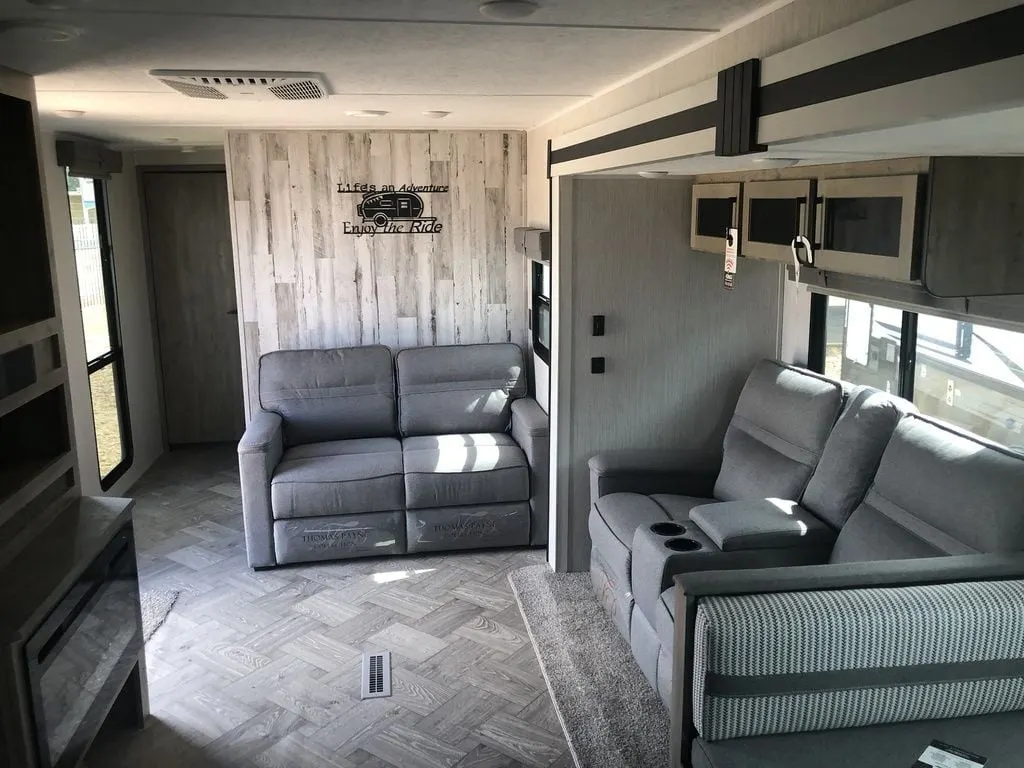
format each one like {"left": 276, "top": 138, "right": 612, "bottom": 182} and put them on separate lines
{"left": 669, "top": 553, "right": 1024, "bottom": 767}
{"left": 588, "top": 449, "right": 720, "bottom": 504}
{"left": 512, "top": 398, "right": 549, "bottom": 546}
{"left": 238, "top": 411, "right": 284, "bottom": 568}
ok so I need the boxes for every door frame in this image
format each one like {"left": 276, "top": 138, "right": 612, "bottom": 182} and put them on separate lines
{"left": 136, "top": 164, "right": 231, "bottom": 451}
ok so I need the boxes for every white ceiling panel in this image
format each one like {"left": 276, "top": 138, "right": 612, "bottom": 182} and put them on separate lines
{"left": 0, "top": 0, "right": 777, "bottom": 144}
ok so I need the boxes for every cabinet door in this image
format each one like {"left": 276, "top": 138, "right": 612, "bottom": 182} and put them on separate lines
{"left": 742, "top": 179, "right": 814, "bottom": 263}
{"left": 924, "top": 156, "right": 1024, "bottom": 297}
{"left": 815, "top": 175, "right": 923, "bottom": 281}
{"left": 690, "top": 182, "right": 741, "bottom": 254}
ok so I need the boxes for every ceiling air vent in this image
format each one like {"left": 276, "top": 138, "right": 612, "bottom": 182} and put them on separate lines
{"left": 150, "top": 70, "right": 330, "bottom": 101}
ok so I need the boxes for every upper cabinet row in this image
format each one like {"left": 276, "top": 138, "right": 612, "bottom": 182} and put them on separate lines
{"left": 690, "top": 157, "right": 1024, "bottom": 297}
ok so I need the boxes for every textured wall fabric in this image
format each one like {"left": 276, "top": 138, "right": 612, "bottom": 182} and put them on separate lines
{"left": 693, "top": 579, "right": 1024, "bottom": 740}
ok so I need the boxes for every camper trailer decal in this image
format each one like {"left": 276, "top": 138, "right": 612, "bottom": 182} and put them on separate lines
{"left": 337, "top": 182, "right": 448, "bottom": 236}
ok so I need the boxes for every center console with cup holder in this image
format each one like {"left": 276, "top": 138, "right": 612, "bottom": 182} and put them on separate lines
{"left": 629, "top": 517, "right": 827, "bottom": 626}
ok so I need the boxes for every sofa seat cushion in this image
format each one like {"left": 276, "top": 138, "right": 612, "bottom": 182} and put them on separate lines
{"left": 271, "top": 437, "right": 405, "bottom": 519}
{"left": 692, "top": 710, "right": 1024, "bottom": 768}
{"left": 589, "top": 493, "right": 714, "bottom": 591}
{"left": 402, "top": 433, "right": 529, "bottom": 509}
{"left": 689, "top": 499, "right": 837, "bottom": 552}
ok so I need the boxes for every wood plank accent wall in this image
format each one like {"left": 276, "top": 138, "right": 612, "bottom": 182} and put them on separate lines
{"left": 226, "top": 130, "right": 526, "bottom": 415}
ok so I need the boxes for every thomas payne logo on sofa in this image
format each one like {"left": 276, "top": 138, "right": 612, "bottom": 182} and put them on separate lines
{"left": 431, "top": 517, "right": 499, "bottom": 540}
{"left": 301, "top": 526, "right": 370, "bottom": 551}
{"left": 337, "top": 182, "right": 448, "bottom": 236}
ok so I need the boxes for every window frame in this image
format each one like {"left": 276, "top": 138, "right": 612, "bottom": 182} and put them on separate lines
{"left": 67, "top": 175, "right": 133, "bottom": 490}
{"left": 809, "top": 291, "right": 1024, "bottom": 449}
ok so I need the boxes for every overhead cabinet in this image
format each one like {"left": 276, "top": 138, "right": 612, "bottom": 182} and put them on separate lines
{"left": 813, "top": 175, "right": 925, "bottom": 283}
{"left": 923, "top": 156, "right": 1024, "bottom": 297}
{"left": 690, "top": 182, "right": 741, "bottom": 255}
{"left": 741, "top": 179, "right": 815, "bottom": 264}
{"left": 691, "top": 173, "right": 925, "bottom": 282}
{"left": 693, "top": 160, "right": 1024, "bottom": 295}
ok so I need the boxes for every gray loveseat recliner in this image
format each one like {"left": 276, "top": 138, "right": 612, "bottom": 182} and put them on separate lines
{"left": 587, "top": 358, "right": 1024, "bottom": 767}
{"left": 238, "top": 343, "right": 548, "bottom": 568}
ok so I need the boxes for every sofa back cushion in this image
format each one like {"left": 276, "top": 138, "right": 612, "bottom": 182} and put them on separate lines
{"left": 692, "top": 579, "right": 1024, "bottom": 742}
{"left": 259, "top": 346, "right": 397, "bottom": 446}
{"left": 801, "top": 386, "right": 914, "bottom": 530}
{"left": 714, "top": 360, "right": 844, "bottom": 502}
{"left": 396, "top": 344, "right": 526, "bottom": 437}
{"left": 831, "top": 414, "right": 1024, "bottom": 563}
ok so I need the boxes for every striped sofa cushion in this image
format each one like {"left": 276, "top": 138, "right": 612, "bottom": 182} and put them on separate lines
{"left": 693, "top": 580, "right": 1024, "bottom": 741}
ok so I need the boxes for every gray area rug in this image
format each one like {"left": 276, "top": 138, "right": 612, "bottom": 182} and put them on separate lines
{"left": 508, "top": 565, "right": 670, "bottom": 768}
{"left": 141, "top": 589, "right": 179, "bottom": 642}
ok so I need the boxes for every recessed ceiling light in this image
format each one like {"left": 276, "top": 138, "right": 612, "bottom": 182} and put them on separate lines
{"left": 54, "top": 109, "right": 86, "bottom": 119}
{"left": 0, "top": 21, "right": 81, "bottom": 42}
{"left": 752, "top": 157, "right": 800, "bottom": 168}
{"left": 479, "top": 1, "right": 539, "bottom": 20}
{"left": 345, "top": 109, "right": 389, "bottom": 118}
{"left": 162, "top": 137, "right": 180, "bottom": 144}
{"left": 423, "top": 110, "right": 451, "bottom": 119}
{"left": 638, "top": 170, "right": 669, "bottom": 178}
{"left": 180, "top": 146, "right": 198, "bottom": 154}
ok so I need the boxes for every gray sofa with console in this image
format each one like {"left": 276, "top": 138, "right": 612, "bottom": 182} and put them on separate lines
{"left": 238, "top": 343, "right": 548, "bottom": 568}
{"left": 588, "top": 358, "right": 1024, "bottom": 766}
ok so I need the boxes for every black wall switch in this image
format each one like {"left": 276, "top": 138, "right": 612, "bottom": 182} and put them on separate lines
{"left": 592, "top": 315, "right": 605, "bottom": 336}
{"left": 591, "top": 356, "right": 605, "bottom": 374}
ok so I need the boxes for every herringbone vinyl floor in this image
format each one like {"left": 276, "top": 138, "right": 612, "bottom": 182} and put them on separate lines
{"left": 86, "top": 447, "right": 571, "bottom": 768}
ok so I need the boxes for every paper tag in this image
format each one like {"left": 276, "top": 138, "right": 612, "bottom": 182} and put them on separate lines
{"left": 724, "top": 228, "right": 738, "bottom": 290}
{"left": 913, "top": 741, "right": 986, "bottom": 768}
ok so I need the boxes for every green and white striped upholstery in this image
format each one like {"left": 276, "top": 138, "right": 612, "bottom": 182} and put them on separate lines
{"left": 693, "top": 579, "right": 1024, "bottom": 741}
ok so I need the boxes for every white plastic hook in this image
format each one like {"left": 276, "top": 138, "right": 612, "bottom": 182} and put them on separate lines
{"left": 790, "top": 235, "right": 814, "bottom": 283}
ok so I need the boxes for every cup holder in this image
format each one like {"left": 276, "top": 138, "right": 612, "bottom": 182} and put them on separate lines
{"left": 650, "top": 522, "right": 685, "bottom": 537}
{"left": 665, "top": 538, "right": 701, "bottom": 552}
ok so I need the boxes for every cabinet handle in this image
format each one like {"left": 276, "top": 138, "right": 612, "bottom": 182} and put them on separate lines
{"left": 813, "top": 197, "right": 825, "bottom": 250}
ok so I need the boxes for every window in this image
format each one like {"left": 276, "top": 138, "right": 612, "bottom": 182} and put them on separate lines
{"left": 914, "top": 314, "right": 1024, "bottom": 449}
{"left": 814, "top": 295, "right": 1024, "bottom": 452}
{"left": 823, "top": 296, "right": 905, "bottom": 394}
{"left": 66, "top": 172, "right": 132, "bottom": 488}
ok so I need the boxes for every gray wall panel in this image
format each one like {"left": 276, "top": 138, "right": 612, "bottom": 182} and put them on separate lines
{"left": 560, "top": 178, "right": 782, "bottom": 571}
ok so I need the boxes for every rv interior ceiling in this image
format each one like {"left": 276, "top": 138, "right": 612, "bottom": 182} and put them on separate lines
{"left": 2, "top": 1, "right": 1024, "bottom": 767}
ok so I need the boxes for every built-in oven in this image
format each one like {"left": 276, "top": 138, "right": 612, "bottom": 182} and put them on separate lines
{"left": 813, "top": 174, "right": 925, "bottom": 281}
{"left": 690, "top": 182, "right": 741, "bottom": 254}
{"left": 24, "top": 524, "right": 142, "bottom": 768}
{"left": 742, "top": 179, "right": 815, "bottom": 263}
{"left": 531, "top": 260, "right": 550, "bottom": 365}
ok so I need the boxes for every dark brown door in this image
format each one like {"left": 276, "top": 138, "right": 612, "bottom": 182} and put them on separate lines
{"left": 143, "top": 170, "right": 244, "bottom": 445}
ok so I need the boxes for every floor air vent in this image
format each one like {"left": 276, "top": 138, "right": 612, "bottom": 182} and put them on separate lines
{"left": 361, "top": 650, "right": 392, "bottom": 699}
{"left": 149, "top": 70, "right": 330, "bottom": 101}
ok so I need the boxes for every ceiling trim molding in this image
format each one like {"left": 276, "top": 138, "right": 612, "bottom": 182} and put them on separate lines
{"left": 550, "top": 3, "right": 1024, "bottom": 175}
{"left": 760, "top": 3, "right": 1024, "bottom": 116}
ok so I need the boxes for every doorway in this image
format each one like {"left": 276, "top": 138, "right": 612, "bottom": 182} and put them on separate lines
{"left": 141, "top": 169, "right": 244, "bottom": 446}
